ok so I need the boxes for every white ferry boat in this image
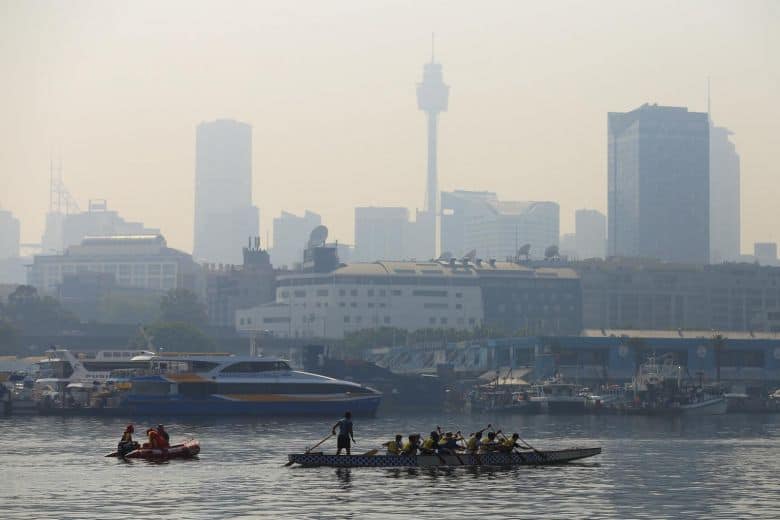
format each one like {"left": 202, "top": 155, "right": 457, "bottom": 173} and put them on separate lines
{"left": 120, "top": 354, "right": 382, "bottom": 416}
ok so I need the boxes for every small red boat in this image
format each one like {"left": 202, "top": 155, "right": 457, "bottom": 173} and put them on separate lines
{"left": 112, "top": 439, "right": 200, "bottom": 460}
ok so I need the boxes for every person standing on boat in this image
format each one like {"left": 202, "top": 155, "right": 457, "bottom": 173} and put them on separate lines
{"left": 331, "top": 411, "right": 355, "bottom": 455}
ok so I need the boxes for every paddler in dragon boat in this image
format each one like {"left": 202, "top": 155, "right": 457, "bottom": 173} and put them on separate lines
{"left": 384, "top": 434, "right": 404, "bottom": 455}
{"left": 401, "top": 434, "right": 421, "bottom": 455}
{"left": 437, "top": 431, "right": 464, "bottom": 455}
{"left": 420, "top": 431, "right": 440, "bottom": 455}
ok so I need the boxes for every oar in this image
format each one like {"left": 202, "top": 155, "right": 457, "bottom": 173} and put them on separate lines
{"left": 497, "top": 430, "right": 545, "bottom": 462}
{"left": 284, "top": 433, "right": 333, "bottom": 467}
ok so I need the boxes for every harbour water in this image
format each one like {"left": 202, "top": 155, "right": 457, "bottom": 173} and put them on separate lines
{"left": 1, "top": 413, "right": 779, "bottom": 519}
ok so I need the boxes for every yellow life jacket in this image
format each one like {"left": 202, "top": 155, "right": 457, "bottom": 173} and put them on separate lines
{"left": 502, "top": 437, "right": 516, "bottom": 449}
{"left": 466, "top": 436, "right": 479, "bottom": 451}
{"left": 422, "top": 437, "right": 436, "bottom": 450}
{"left": 387, "top": 441, "right": 401, "bottom": 454}
{"left": 402, "top": 441, "right": 416, "bottom": 454}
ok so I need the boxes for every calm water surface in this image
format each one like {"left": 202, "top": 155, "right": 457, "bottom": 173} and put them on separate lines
{"left": 1, "top": 413, "right": 779, "bottom": 519}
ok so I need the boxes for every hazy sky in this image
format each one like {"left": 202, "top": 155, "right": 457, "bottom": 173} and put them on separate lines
{"left": 1, "top": 0, "right": 778, "bottom": 255}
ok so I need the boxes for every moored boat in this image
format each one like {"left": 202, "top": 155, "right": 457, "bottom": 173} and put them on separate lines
{"left": 108, "top": 439, "right": 201, "bottom": 460}
{"left": 120, "top": 355, "right": 382, "bottom": 416}
{"left": 287, "top": 447, "right": 601, "bottom": 468}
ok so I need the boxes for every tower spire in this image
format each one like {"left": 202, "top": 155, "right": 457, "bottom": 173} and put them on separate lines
{"left": 431, "top": 32, "right": 435, "bottom": 63}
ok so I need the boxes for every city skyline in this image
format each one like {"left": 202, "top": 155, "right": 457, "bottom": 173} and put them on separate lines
{"left": 1, "top": 1, "right": 778, "bottom": 255}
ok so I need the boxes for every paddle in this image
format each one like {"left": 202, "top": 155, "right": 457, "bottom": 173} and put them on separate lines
{"left": 497, "top": 430, "right": 545, "bottom": 463}
{"left": 284, "top": 433, "right": 333, "bottom": 467}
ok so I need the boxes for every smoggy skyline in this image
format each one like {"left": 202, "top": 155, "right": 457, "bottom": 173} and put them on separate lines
{"left": 1, "top": 0, "right": 778, "bottom": 255}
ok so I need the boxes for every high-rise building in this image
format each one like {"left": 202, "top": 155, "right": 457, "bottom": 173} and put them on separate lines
{"left": 60, "top": 200, "right": 159, "bottom": 251}
{"left": 194, "top": 119, "right": 259, "bottom": 265}
{"left": 754, "top": 243, "right": 778, "bottom": 266}
{"left": 0, "top": 209, "right": 20, "bottom": 259}
{"left": 709, "top": 122, "right": 741, "bottom": 262}
{"left": 559, "top": 233, "right": 577, "bottom": 259}
{"left": 575, "top": 209, "right": 606, "bottom": 260}
{"left": 416, "top": 45, "right": 449, "bottom": 257}
{"left": 608, "top": 104, "right": 709, "bottom": 264}
{"left": 271, "top": 211, "right": 322, "bottom": 268}
{"left": 354, "top": 207, "right": 410, "bottom": 262}
{"left": 441, "top": 190, "right": 498, "bottom": 258}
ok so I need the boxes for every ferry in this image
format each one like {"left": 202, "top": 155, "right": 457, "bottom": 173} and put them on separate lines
{"left": 120, "top": 355, "right": 382, "bottom": 416}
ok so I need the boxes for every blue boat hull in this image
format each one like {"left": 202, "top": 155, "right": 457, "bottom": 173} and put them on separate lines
{"left": 119, "top": 395, "right": 382, "bottom": 417}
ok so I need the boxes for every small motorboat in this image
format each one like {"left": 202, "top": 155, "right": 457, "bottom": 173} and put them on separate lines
{"left": 286, "top": 446, "right": 601, "bottom": 468}
{"left": 107, "top": 439, "right": 200, "bottom": 460}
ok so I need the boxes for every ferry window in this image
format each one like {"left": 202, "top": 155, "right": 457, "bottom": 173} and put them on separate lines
{"left": 190, "top": 361, "right": 220, "bottom": 372}
{"left": 367, "top": 289, "right": 374, "bottom": 296}
{"left": 350, "top": 289, "right": 358, "bottom": 296}
{"left": 316, "top": 289, "right": 328, "bottom": 297}
{"left": 222, "top": 361, "right": 290, "bottom": 373}
{"left": 392, "top": 290, "right": 402, "bottom": 296}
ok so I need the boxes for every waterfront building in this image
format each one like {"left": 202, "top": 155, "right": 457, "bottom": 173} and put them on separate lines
{"left": 575, "top": 258, "right": 780, "bottom": 333}
{"left": 0, "top": 209, "right": 20, "bottom": 259}
{"left": 270, "top": 211, "right": 321, "bottom": 268}
{"left": 28, "top": 234, "right": 200, "bottom": 295}
{"left": 575, "top": 209, "right": 606, "bottom": 260}
{"left": 236, "top": 259, "right": 579, "bottom": 339}
{"left": 194, "top": 119, "right": 259, "bottom": 265}
{"left": 754, "top": 243, "right": 778, "bottom": 266}
{"left": 61, "top": 200, "right": 159, "bottom": 251}
{"left": 709, "top": 122, "right": 741, "bottom": 263}
{"left": 608, "top": 104, "right": 710, "bottom": 264}
{"left": 367, "top": 330, "right": 780, "bottom": 387}
{"left": 203, "top": 239, "right": 276, "bottom": 328}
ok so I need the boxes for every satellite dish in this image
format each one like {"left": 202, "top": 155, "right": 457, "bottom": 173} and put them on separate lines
{"left": 308, "top": 225, "right": 328, "bottom": 247}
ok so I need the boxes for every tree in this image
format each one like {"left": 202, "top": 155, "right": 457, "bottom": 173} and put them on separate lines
{"left": 0, "top": 319, "right": 19, "bottom": 355}
{"left": 129, "top": 321, "right": 216, "bottom": 353}
{"left": 544, "top": 245, "right": 560, "bottom": 260}
{"left": 160, "top": 289, "right": 207, "bottom": 326}
{"left": 3, "top": 285, "right": 79, "bottom": 333}
{"left": 518, "top": 244, "right": 531, "bottom": 261}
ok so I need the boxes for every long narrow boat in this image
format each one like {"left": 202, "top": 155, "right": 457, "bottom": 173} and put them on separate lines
{"left": 287, "top": 447, "right": 601, "bottom": 468}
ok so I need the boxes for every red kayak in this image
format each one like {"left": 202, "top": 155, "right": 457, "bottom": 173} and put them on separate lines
{"left": 123, "top": 439, "right": 200, "bottom": 460}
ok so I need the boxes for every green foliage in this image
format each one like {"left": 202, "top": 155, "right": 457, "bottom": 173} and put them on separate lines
{"left": 1, "top": 285, "right": 79, "bottom": 334}
{"left": 97, "top": 293, "right": 161, "bottom": 324}
{"left": 160, "top": 289, "right": 207, "bottom": 326}
{"left": 0, "top": 318, "right": 20, "bottom": 355}
{"left": 129, "top": 321, "right": 216, "bottom": 353}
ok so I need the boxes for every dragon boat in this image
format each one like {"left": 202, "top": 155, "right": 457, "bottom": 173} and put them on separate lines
{"left": 287, "top": 447, "right": 601, "bottom": 468}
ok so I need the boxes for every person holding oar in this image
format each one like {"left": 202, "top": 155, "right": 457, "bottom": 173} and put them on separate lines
{"left": 331, "top": 411, "right": 355, "bottom": 455}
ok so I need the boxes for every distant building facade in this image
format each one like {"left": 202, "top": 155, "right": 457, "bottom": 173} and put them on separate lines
{"left": 709, "top": 122, "right": 741, "bottom": 262}
{"left": 28, "top": 234, "right": 200, "bottom": 295}
{"left": 575, "top": 258, "right": 780, "bottom": 333}
{"left": 202, "top": 241, "right": 276, "bottom": 327}
{"left": 236, "top": 260, "right": 579, "bottom": 339}
{"left": 441, "top": 190, "right": 559, "bottom": 261}
{"left": 0, "top": 209, "right": 20, "bottom": 259}
{"left": 754, "top": 243, "right": 778, "bottom": 266}
{"left": 608, "top": 104, "right": 710, "bottom": 264}
{"left": 60, "top": 200, "right": 159, "bottom": 251}
{"left": 194, "top": 119, "right": 259, "bottom": 265}
{"left": 270, "top": 211, "right": 321, "bottom": 268}
{"left": 353, "top": 207, "right": 411, "bottom": 262}
{"left": 575, "top": 209, "right": 606, "bottom": 260}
